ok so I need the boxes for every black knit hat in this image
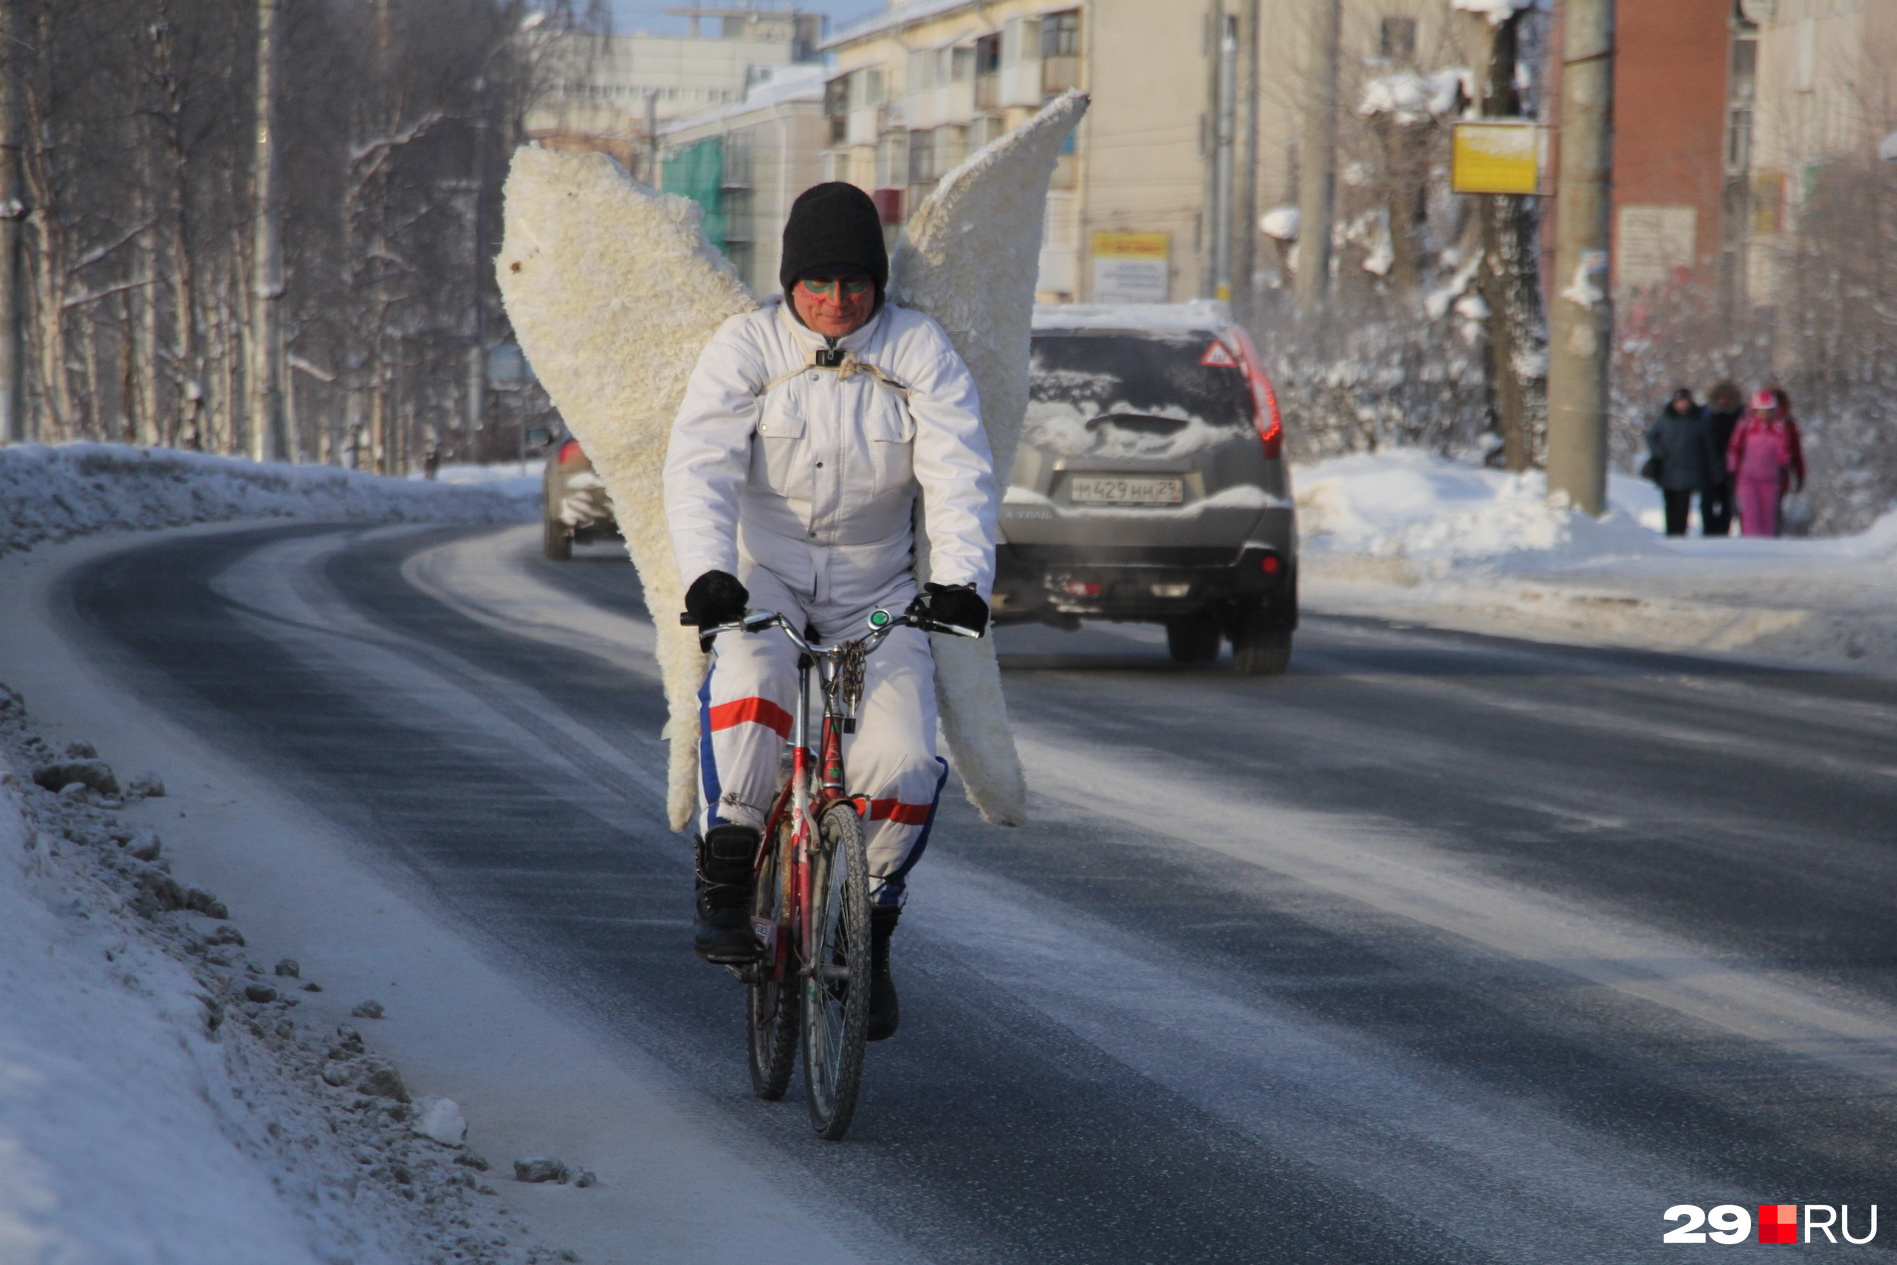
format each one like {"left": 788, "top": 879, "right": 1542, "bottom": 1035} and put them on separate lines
{"left": 778, "top": 182, "right": 888, "bottom": 296}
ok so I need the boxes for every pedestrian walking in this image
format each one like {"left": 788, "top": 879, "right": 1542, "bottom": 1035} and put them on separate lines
{"left": 1727, "top": 390, "right": 1793, "bottom": 537}
{"left": 1700, "top": 381, "right": 1744, "bottom": 535}
{"left": 1766, "top": 384, "right": 1808, "bottom": 535}
{"left": 1644, "top": 388, "right": 1719, "bottom": 537}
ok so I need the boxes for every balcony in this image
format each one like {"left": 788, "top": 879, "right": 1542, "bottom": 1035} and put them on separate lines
{"left": 1043, "top": 55, "right": 1079, "bottom": 96}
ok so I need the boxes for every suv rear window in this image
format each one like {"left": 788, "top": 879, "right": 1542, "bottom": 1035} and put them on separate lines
{"left": 1026, "top": 332, "right": 1254, "bottom": 457}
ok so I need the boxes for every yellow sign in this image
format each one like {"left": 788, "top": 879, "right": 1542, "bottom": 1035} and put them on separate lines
{"left": 1451, "top": 121, "right": 1541, "bottom": 195}
{"left": 1091, "top": 232, "right": 1171, "bottom": 303}
{"left": 1092, "top": 231, "right": 1170, "bottom": 259}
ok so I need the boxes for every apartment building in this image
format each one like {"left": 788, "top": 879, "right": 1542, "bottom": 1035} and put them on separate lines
{"left": 1742, "top": 0, "right": 1897, "bottom": 299}
{"left": 661, "top": 65, "right": 831, "bottom": 294}
{"left": 820, "top": 0, "right": 1215, "bottom": 305}
{"left": 1597, "top": 0, "right": 1896, "bottom": 306}
{"left": 525, "top": 7, "right": 823, "bottom": 174}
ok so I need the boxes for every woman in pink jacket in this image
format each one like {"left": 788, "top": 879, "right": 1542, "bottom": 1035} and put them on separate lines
{"left": 1727, "top": 390, "right": 1792, "bottom": 537}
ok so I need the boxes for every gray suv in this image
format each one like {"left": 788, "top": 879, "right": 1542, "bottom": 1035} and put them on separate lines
{"left": 992, "top": 303, "right": 1297, "bottom": 674}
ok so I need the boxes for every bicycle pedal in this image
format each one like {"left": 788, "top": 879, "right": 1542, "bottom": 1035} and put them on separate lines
{"left": 751, "top": 917, "right": 777, "bottom": 955}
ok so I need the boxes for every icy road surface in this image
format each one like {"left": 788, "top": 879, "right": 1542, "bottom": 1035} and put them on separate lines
{"left": 31, "top": 522, "right": 1897, "bottom": 1262}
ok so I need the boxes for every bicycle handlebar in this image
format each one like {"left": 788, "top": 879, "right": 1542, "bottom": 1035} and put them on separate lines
{"left": 679, "top": 597, "right": 981, "bottom": 653}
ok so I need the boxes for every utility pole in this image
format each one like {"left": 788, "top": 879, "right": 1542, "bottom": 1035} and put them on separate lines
{"left": 467, "top": 81, "right": 487, "bottom": 456}
{"left": 1544, "top": 0, "right": 1614, "bottom": 514}
{"left": 1294, "top": 0, "right": 1340, "bottom": 312}
{"left": 1210, "top": 11, "right": 1238, "bottom": 301}
{"left": 250, "top": 0, "right": 285, "bottom": 462}
{"left": 0, "top": 0, "right": 22, "bottom": 445}
{"left": 1231, "top": 0, "right": 1261, "bottom": 326}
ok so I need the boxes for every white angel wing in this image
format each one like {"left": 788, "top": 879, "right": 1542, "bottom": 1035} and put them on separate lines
{"left": 496, "top": 146, "right": 758, "bottom": 829}
{"left": 892, "top": 89, "right": 1090, "bottom": 828}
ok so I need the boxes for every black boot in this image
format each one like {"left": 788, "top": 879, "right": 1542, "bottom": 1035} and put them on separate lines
{"left": 693, "top": 825, "right": 761, "bottom": 963}
{"left": 867, "top": 905, "right": 900, "bottom": 1041}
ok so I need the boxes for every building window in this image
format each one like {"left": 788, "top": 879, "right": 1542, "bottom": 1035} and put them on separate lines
{"left": 975, "top": 34, "right": 1001, "bottom": 109}
{"left": 876, "top": 131, "right": 909, "bottom": 189}
{"left": 1792, "top": 18, "right": 1815, "bottom": 93}
{"left": 951, "top": 47, "right": 975, "bottom": 82}
{"left": 1726, "top": 35, "right": 1756, "bottom": 174}
{"left": 1041, "top": 10, "right": 1080, "bottom": 95}
{"left": 909, "top": 49, "right": 936, "bottom": 92}
{"left": 824, "top": 76, "right": 849, "bottom": 145}
{"left": 725, "top": 239, "right": 755, "bottom": 289}
{"left": 1040, "top": 10, "right": 1080, "bottom": 59}
{"left": 1379, "top": 17, "right": 1416, "bottom": 61}
{"left": 908, "top": 129, "right": 935, "bottom": 184}
{"left": 939, "top": 124, "right": 968, "bottom": 171}
{"left": 975, "top": 33, "right": 1001, "bottom": 76}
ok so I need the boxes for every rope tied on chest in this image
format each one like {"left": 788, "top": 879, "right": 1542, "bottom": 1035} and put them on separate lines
{"left": 758, "top": 348, "right": 912, "bottom": 402}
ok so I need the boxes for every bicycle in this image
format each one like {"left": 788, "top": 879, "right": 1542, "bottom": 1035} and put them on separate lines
{"left": 684, "top": 596, "right": 977, "bottom": 1140}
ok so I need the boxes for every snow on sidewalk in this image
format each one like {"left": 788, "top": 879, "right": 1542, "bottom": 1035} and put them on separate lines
{"left": 0, "top": 684, "right": 568, "bottom": 1265}
{"left": 0, "top": 443, "right": 536, "bottom": 557}
{"left": 1296, "top": 449, "right": 1897, "bottom": 668}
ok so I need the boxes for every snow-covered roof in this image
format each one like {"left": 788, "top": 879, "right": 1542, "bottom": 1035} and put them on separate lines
{"left": 826, "top": 0, "right": 973, "bottom": 48}
{"left": 659, "top": 63, "right": 825, "bottom": 135}
{"left": 1451, "top": 0, "right": 1539, "bottom": 24}
{"left": 825, "top": 0, "right": 1063, "bottom": 49}
{"left": 1032, "top": 301, "right": 1233, "bottom": 335}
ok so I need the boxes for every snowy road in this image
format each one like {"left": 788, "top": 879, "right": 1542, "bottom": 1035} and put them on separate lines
{"left": 35, "top": 522, "right": 1897, "bottom": 1262}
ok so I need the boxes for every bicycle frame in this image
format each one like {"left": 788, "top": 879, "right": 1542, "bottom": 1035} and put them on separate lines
{"left": 691, "top": 604, "right": 974, "bottom": 988}
{"left": 722, "top": 612, "right": 902, "bottom": 992}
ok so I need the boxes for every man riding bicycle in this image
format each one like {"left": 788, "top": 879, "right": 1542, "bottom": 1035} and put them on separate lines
{"left": 664, "top": 182, "right": 997, "bottom": 1041}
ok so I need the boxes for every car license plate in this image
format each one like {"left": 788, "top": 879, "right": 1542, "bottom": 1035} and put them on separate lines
{"left": 1067, "top": 475, "right": 1184, "bottom": 505}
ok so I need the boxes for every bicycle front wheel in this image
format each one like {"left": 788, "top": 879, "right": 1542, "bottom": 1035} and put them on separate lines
{"left": 746, "top": 818, "right": 798, "bottom": 1101}
{"left": 802, "top": 802, "right": 871, "bottom": 1140}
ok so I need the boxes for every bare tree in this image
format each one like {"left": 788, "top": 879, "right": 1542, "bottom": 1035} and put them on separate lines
{"left": 2, "top": 0, "right": 600, "bottom": 471}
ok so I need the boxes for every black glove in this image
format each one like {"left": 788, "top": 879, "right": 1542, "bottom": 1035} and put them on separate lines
{"left": 922, "top": 582, "right": 989, "bottom": 636}
{"left": 684, "top": 570, "right": 748, "bottom": 628}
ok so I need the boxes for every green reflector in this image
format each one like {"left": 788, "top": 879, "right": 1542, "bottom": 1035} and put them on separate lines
{"left": 869, "top": 610, "right": 890, "bottom": 628}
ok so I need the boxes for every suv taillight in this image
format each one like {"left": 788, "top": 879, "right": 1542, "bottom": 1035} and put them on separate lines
{"left": 556, "top": 438, "right": 586, "bottom": 466}
{"left": 1227, "top": 327, "right": 1283, "bottom": 461}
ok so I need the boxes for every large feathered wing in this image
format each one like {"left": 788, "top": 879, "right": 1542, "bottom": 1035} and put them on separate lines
{"left": 496, "top": 146, "right": 757, "bottom": 829}
{"left": 893, "top": 89, "right": 1090, "bottom": 828}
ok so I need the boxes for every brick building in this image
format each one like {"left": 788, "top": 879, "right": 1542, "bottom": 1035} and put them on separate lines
{"left": 1607, "top": 0, "right": 1736, "bottom": 295}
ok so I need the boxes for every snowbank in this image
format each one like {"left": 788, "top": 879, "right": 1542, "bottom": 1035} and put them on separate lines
{"left": 0, "top": 444, "right": 537, "bottom": 558}
{"left": 1297, "top": 449, "right": 1664, "bottom": 578}
{"left": 1297, "top": 449, "right": 1897, "bottom": 668}
{"left": 0, "top": 685, "right": 562, "bottom": 1264}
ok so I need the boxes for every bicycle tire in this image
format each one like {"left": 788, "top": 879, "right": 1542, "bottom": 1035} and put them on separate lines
{"left": 745, "top": 819, "right": 798, "bottom": 1101}
{"left": 801, "top": 802, "right": 871, "bottom": 1140}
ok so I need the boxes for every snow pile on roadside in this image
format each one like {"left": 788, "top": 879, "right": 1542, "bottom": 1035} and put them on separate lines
{"left": 0, "top": 443, "right": 537, "bottom": 558}
{"left": 1295, "top": 448, "right": 1897, "bottom": 668}
{"left": 1296, "top": 449, "right": 1664, "bottom": 580}
{"left": 431, "top": 461, "right": 543, "bottom": 500}
{"left": 0, "top": 683, "right": 571, "bottom": 1265}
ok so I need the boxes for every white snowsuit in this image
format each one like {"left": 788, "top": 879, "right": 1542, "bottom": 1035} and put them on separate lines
{"left": 664, "top": 300, "right": 998, "bottom": 906}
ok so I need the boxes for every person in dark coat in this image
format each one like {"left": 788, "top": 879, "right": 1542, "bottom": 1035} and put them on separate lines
{"left": 1645, "top": 388, "right": 1719, "bottom": 537}
{"left": 1700, "top": 381, "right": 1744, "bottom": 535}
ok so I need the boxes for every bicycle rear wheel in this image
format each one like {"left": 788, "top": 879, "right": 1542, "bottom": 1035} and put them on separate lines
{"left": 746, "top": 820, "right": 798, "bottom": 1100}
{"left": 802, "top": 802, "right": 870, "bottom": 1140}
